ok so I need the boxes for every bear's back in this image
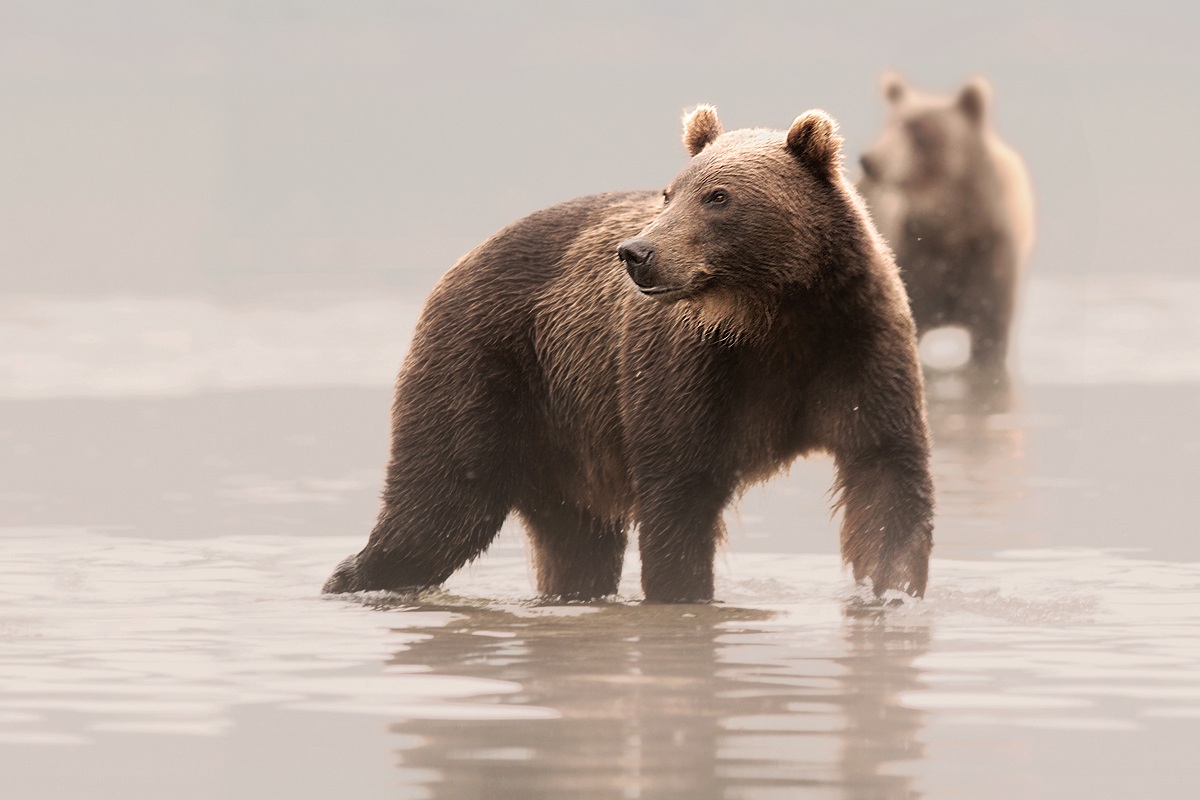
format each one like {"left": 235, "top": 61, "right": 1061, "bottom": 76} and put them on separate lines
{"left": 403, "top": 190, "right": 663, "bottom": 513}
{"left": 410, "top": 191, "right": 658, "bottom": 357}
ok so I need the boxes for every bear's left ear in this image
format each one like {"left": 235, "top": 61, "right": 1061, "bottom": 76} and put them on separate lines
{"left": 682, "top": 104, "right": 723, "bottom": 156}
{"left": 786, "top": 109, "right": 843, "bottom": 180}
{"left": 958, "top": 77, "right": 990, "bottom": 123}
{"left": 881, "top": 71, "right": 907, "bottom": 104}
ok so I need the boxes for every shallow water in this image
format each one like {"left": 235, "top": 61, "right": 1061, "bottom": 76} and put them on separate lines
{"left": 3, "top": 276, "right": 1200, "bottom": 798}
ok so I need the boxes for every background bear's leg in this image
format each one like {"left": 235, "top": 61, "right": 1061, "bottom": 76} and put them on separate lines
{"left": 834, "top": 447, "right": 934, "bottom": 598}
{"left": 968, "top": 243, "right": 1019, "bottom": 371}
{"left": 521, "top": 503, "right": 627, "bottom": 600}
{"left": 969, "top": 323, "right": 1008, "bottom": 371}
{"left": 968, "top": 297, "right": 1013, "bottom": 372}
{"left": 636, "top": 478, "right": 729, "bottom": 603}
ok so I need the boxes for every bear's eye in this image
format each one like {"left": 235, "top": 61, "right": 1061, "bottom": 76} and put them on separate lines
{"left": 907, "top": 121, "right": 939, "bottom": 152}
{"left": 703, "top": 189, "right": 730, "bottom": 206}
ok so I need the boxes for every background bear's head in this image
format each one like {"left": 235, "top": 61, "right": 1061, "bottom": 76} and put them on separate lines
{"left": 858, "top": 73, "right": 992, "bottom": 192}
{"left": 617, "top": 105, "right": 867, "bottom": 340}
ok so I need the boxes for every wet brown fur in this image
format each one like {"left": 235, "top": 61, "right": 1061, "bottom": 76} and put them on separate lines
{"left": 858, "top": 74, "right": 1035, "bottom": 370}
{"left": 324, "top": 107, "right": 934, "bottom": 603}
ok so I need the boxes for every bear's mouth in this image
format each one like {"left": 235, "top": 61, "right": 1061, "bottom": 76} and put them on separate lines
{"left": 634, "top": 271, "right": 716, "bottom": 302}
{"left": 637, "top": 284, "right": 688, "bottom": 301}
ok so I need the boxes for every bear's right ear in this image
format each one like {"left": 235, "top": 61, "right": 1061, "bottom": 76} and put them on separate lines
{"left": 682, "top": 104, "right": 723, "bottom": 156}
{"left": 786, "top": 110, "right": 843, "bottom": 181}
{"left": 882, "top": 71, "right": 907, "bottom": 104}
{"left": 958, "top": 77, "right": 991, "bottom": 123}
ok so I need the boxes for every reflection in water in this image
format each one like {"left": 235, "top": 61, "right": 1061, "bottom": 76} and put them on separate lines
{"left": 923, "top": 367, "right": 1032, "bottom": 556}
{"left": 382, "top": 602, "right": 929, "bottom": 799}
{"left": 838, "top": 609, "right": 929, "bottom": 800}
{"left": 5, "top": 530, "right": 1200, "bottom": 798}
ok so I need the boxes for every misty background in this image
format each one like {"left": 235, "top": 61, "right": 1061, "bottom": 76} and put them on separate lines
{"left": 2, "top": 2, "right": 1195, "bottom": 299}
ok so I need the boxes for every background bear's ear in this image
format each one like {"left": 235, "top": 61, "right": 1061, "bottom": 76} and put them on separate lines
{"left": 882, "top": 71, "right": 906, "bottom": 104}
{"left": 958, "top": 77, "right": 990, "bottom": 123}
{"left": 682, "top": 104, "right": 723, "bottom": 156}
{"left": 786, "top": 110, "right": 843, "bottom": 180}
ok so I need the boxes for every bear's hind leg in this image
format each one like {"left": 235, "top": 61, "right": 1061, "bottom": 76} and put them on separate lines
{"left": 324, "top": 470, "right": 512, "bottom": 594}
{"left": 968, "top": 312, "right": 1012, "bottom": 373}
{"left": 966, "top": 249, "right": 1018, "bottom": 372}
{"left": 324, "top": 367, "right": 527, "bottom": 595}
{"left": 521, "top": 502, "right": 628, "bottom": 600}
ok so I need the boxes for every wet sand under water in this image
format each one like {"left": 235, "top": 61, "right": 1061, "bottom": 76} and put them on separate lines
{"left": 2, "top": 276, "right": 1200, "bottom": 798}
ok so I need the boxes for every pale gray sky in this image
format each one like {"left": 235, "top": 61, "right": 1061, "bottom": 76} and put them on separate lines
{"left": 1, "top": 2, "right": 1195, "bottom": 296}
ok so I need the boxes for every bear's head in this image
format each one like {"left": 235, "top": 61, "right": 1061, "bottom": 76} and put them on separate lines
{"left": 858, "top": 73, "right": 991, "bottom": 191}
{"left": 617, "top": 104, "right": 865, "bottom": 340}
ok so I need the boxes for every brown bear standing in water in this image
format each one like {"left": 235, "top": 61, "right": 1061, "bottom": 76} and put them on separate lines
{"left": 858, "top": 74, "right": 1035, "bottom": 371}
{"left": 324, "top": 106, "right": 934, "bottom": 602}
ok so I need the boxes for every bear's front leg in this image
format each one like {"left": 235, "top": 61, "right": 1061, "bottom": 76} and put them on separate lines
{"left": 635, "top": 475, "right": 731, "bottom": 603}
{"left": 834, "top": 445, "right": 934, "bottom": 598}
{"left": 620, "top": 324, "right": 737, "bottom": 603}
{"left": 520, "top": 502, "right": 628, "bottom": 601}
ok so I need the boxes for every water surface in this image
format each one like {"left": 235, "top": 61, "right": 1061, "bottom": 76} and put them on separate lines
{"left": 2, "top": 276, "right": 1199, "bottom": 798}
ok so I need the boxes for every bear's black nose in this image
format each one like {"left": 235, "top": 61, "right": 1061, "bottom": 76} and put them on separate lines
{"left": 618, "top": 238, "right": 657, "bottom": 288}
{"left": 859, "top": 154, "right": 879, "bottom": 181}
{"left": 617, "top": 238, "right": 655, "bottom": 269}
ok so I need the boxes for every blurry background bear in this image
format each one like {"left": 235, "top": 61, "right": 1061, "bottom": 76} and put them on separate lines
{"left": 858, "top": 74, "right": 1035, "bottom": 379}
